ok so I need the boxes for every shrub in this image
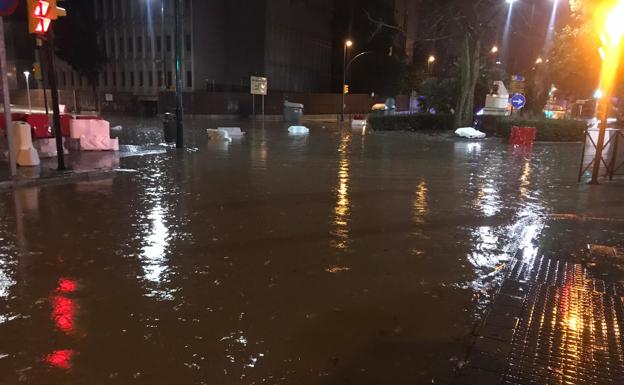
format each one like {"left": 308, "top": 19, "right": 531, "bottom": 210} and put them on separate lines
{"left": 480, "top": 116, "right": 587, "bottom": 142}
{"left": 368, "top": 113, "right": 454, "bottom": 131}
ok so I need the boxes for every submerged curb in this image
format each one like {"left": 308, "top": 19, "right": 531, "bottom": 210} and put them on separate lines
{"left": 0, "top": 169, "right": 132, "bottom": 191}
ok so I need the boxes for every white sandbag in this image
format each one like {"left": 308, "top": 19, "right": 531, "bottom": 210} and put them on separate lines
{"left": 218, "top": 127, "right": 245, "bottom": 137}
{"left": 288, "top": 126, "right": 309, "bottom": 134}
{"left": 207, "top": 128, "right": 232, "bottom": 142}
{"left": 455, "top": 127, "right": 486, "bottom": 139}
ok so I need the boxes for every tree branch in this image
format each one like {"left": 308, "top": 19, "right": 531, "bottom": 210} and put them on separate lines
{"left": 363, "top": 9, "right": 405, "bottom": 37}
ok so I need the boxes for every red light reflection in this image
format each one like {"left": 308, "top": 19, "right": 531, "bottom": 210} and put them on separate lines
{"left": 44, "top": 349, "right": 75, "bottom": 369}
{"left": 51, "top": 295, "right": 75, "bottom": 334}
{"left": 57, "top": 278, "right": 77, "bottom": 294}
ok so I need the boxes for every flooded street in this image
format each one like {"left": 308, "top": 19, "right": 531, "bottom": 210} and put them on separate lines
{"left": 0, "top": 120, "right": 623, "bottom": 385}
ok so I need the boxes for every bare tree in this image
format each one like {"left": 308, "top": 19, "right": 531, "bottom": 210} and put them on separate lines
{"left": 368, "top": 0, "right": 505, "bottom": 126}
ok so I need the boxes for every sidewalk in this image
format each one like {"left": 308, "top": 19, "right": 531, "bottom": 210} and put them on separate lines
{"left": 0, "top": 145, "right": 166, "bottom": 190}
{"left": 455, "top": 215, "right": 624, "bottom": 385}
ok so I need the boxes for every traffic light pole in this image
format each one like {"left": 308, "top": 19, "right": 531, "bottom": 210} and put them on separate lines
{"left": 0, "top": 17, "right": 16, "bottom": 177}
{"left": 174, "top": 0, "right": 183, "bottom": 148}
{"left": 42, "top": 32, "right": 65, "bottom": 170}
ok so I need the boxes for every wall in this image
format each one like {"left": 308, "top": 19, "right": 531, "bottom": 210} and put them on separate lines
{"left": 159, "top": 91, "right": 409, "bottom": 115}
{"left": 9, "top": 89, "right": 139, "bottom": 114}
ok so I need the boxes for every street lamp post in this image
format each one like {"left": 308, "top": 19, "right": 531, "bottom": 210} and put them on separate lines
{"left": 427, "top": 55, "right": 436, "bottom": 74}
{"left": 173, "top": 0, "right": 183, "bottom": 147}
{"left": 23, "top": 70, "right": 31, "bottom": 113}
{"left": 341, "top": 39, "right": 352, "bottom": 123}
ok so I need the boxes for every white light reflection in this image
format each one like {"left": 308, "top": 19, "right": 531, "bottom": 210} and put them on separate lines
{"left": 139, "top": 167, "right": 174, "bottom": 300}
{"left": 331, "top": 133, "right": 352, "bottom": 250}
{"left": 0, "top": 267, "right": 15, "bottom": 300}
{"left": 478, "top": 184, "right": 501, "bottom": 217}
{"left": 413, "top": 180, "right": 428, "bottom": 224}
{"left": 141, "top": 203, "right": 170, "bottom": 286}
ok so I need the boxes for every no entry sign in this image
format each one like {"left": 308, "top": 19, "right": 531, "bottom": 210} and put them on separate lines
{"left": 0, "top": 0, "right": 18, "bottom": 16}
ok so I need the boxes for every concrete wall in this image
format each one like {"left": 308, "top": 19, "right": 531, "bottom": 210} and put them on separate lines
{"left": 159, "top": 91, "right": 410, "bottom": 115}
{"left": 264, "top": 0, "right": 333, "bottom": 92}
{"left": 9, "top": 89, "right": 139, "bottom": 114}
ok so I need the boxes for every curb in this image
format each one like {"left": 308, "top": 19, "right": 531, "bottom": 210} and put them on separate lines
{"left": 0, "top": 169, "right": 131, "bottom": 191}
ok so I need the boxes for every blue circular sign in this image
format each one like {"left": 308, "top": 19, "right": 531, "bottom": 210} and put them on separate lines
{"left": 511, "top": 93, "right": 526, "bottom": 109}
{"left": 0, "top": 0, "right": 18, "bottom": 16}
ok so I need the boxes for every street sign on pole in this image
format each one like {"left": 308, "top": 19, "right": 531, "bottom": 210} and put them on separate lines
{"left": 251, "top": 76, "right": 267, "bottom": 121}
{"left": 510, "top": 74, "right": 526, "bottom": 95}
{"left": 250, "top": 76, "right": 267, "bottom": 95}
{"left": 511, "top": 93, "right": 527, "bottom": 110}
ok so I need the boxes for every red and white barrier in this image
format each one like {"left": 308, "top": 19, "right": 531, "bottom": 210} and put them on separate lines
{"left": 69, "top": 119, "right": 119, "bottom": 151}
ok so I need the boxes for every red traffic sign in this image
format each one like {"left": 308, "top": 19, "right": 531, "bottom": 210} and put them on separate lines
{"left": 0, "top": 0, "right": 19, "bottom": 16}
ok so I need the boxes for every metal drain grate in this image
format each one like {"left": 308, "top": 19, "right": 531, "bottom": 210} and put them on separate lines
{"left": 503, "top": 258, "right": 624, "bottom": 385}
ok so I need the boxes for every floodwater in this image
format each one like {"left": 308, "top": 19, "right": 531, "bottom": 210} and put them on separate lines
{"left": 0, "top": 120, "right": 620, "bottom": 384}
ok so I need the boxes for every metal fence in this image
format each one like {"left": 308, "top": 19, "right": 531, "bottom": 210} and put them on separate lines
{"left": 578, "top": 128, "right": 624, "bottom": 181}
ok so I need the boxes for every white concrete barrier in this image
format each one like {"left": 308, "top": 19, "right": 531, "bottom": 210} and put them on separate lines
{"left": 13, "top": 121, "right": 40, "bottom": 166}
{"left": 218, "top": 127, "right": 245, "bottom": 137}
{"left": 69, "top": 119, "right": 119, "bottom": 151}
{"left": 207, "top": 128, "right": 232, "bottom": 142}
{"left": 33, "top": 138, "right": 68, "bottom": 158}
{"left": 288, "top": 126, "right": 309, "bottom": 134}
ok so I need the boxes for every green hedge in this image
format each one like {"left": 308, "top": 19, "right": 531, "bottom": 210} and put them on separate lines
{"left": 368, "top": 113, "right": 454, "bottom": 131}
{"left": 480, "top": 116, "right": 587, "bottom": 142}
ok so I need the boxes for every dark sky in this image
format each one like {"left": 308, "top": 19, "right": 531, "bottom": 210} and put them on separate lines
{"left": 504, "top": 0, "right": 571, "bottom": 75}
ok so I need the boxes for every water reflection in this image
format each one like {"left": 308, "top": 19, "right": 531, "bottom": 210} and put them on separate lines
{"left": 0, "top": 265, "right": 14, "bottom": 300}
{"left": 519, "top": 161, "right": 532, "bottom": 200}
{"left": 44, "top": 349, "right": 75, "bottom": 370}
{"left": 413, "top": 180, "right": 428, "bottom": 225}
{"left": 478, "top": 182, "right": 501, "bottom": 217}
{"left": 139, "top": 166, "right": 174, "bottom": 300}
{"left": 331, "top": 133, "right": 351, "bottom": 251}
{"left": 142, "top": 203, "right": 170, "bottom": 285}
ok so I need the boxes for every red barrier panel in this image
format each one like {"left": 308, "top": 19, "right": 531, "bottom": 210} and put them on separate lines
{"left": 0, "top": 113, "right": 28, "bottom": 134}
{"left": 509, "top": 126, "right": 537, "bottom": 146}
{"left": 27, "top": 114, "right": 53, "bottom": 139}
{"left": 61, "top": 114, "right": 72, "bottom": 137}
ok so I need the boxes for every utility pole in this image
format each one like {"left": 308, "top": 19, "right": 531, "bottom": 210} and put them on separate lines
{"left": 28, "top": 0, "right": 67, "bottom": 170}
{"left": 42, "top": 32, "right": 65, "bottom": 170}
{"left": 174, "top": 0, "right": 183, "bottom": 148}
{"left": 0, "top": 17, "right": 16, "bottom": 177}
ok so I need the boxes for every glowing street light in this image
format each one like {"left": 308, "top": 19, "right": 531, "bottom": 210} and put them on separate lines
{"left": 535, "top": 57, "right": 544, "bottom": 64}
{"left": 491, "top": 45, "right": 499, "bottom": 54}
{"left": 23, "top": 71, "right": 31, "bottom": 113}
{"left": 591, "top": 0, "right": 624, "bottom": 184}
{"left": 341, "top": 39, "right": 353, "bottom": 122}
{"left": 427, "top": 55, "right": 436, "bottom": 73}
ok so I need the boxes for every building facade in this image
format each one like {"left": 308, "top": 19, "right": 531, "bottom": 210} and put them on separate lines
{"left": 52, "top": 0, "right": 334, "bottom": 100}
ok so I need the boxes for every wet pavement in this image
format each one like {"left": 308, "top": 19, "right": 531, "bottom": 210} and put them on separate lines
{"left": 0, "top": 118, "right": 623, "bottom": 385}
